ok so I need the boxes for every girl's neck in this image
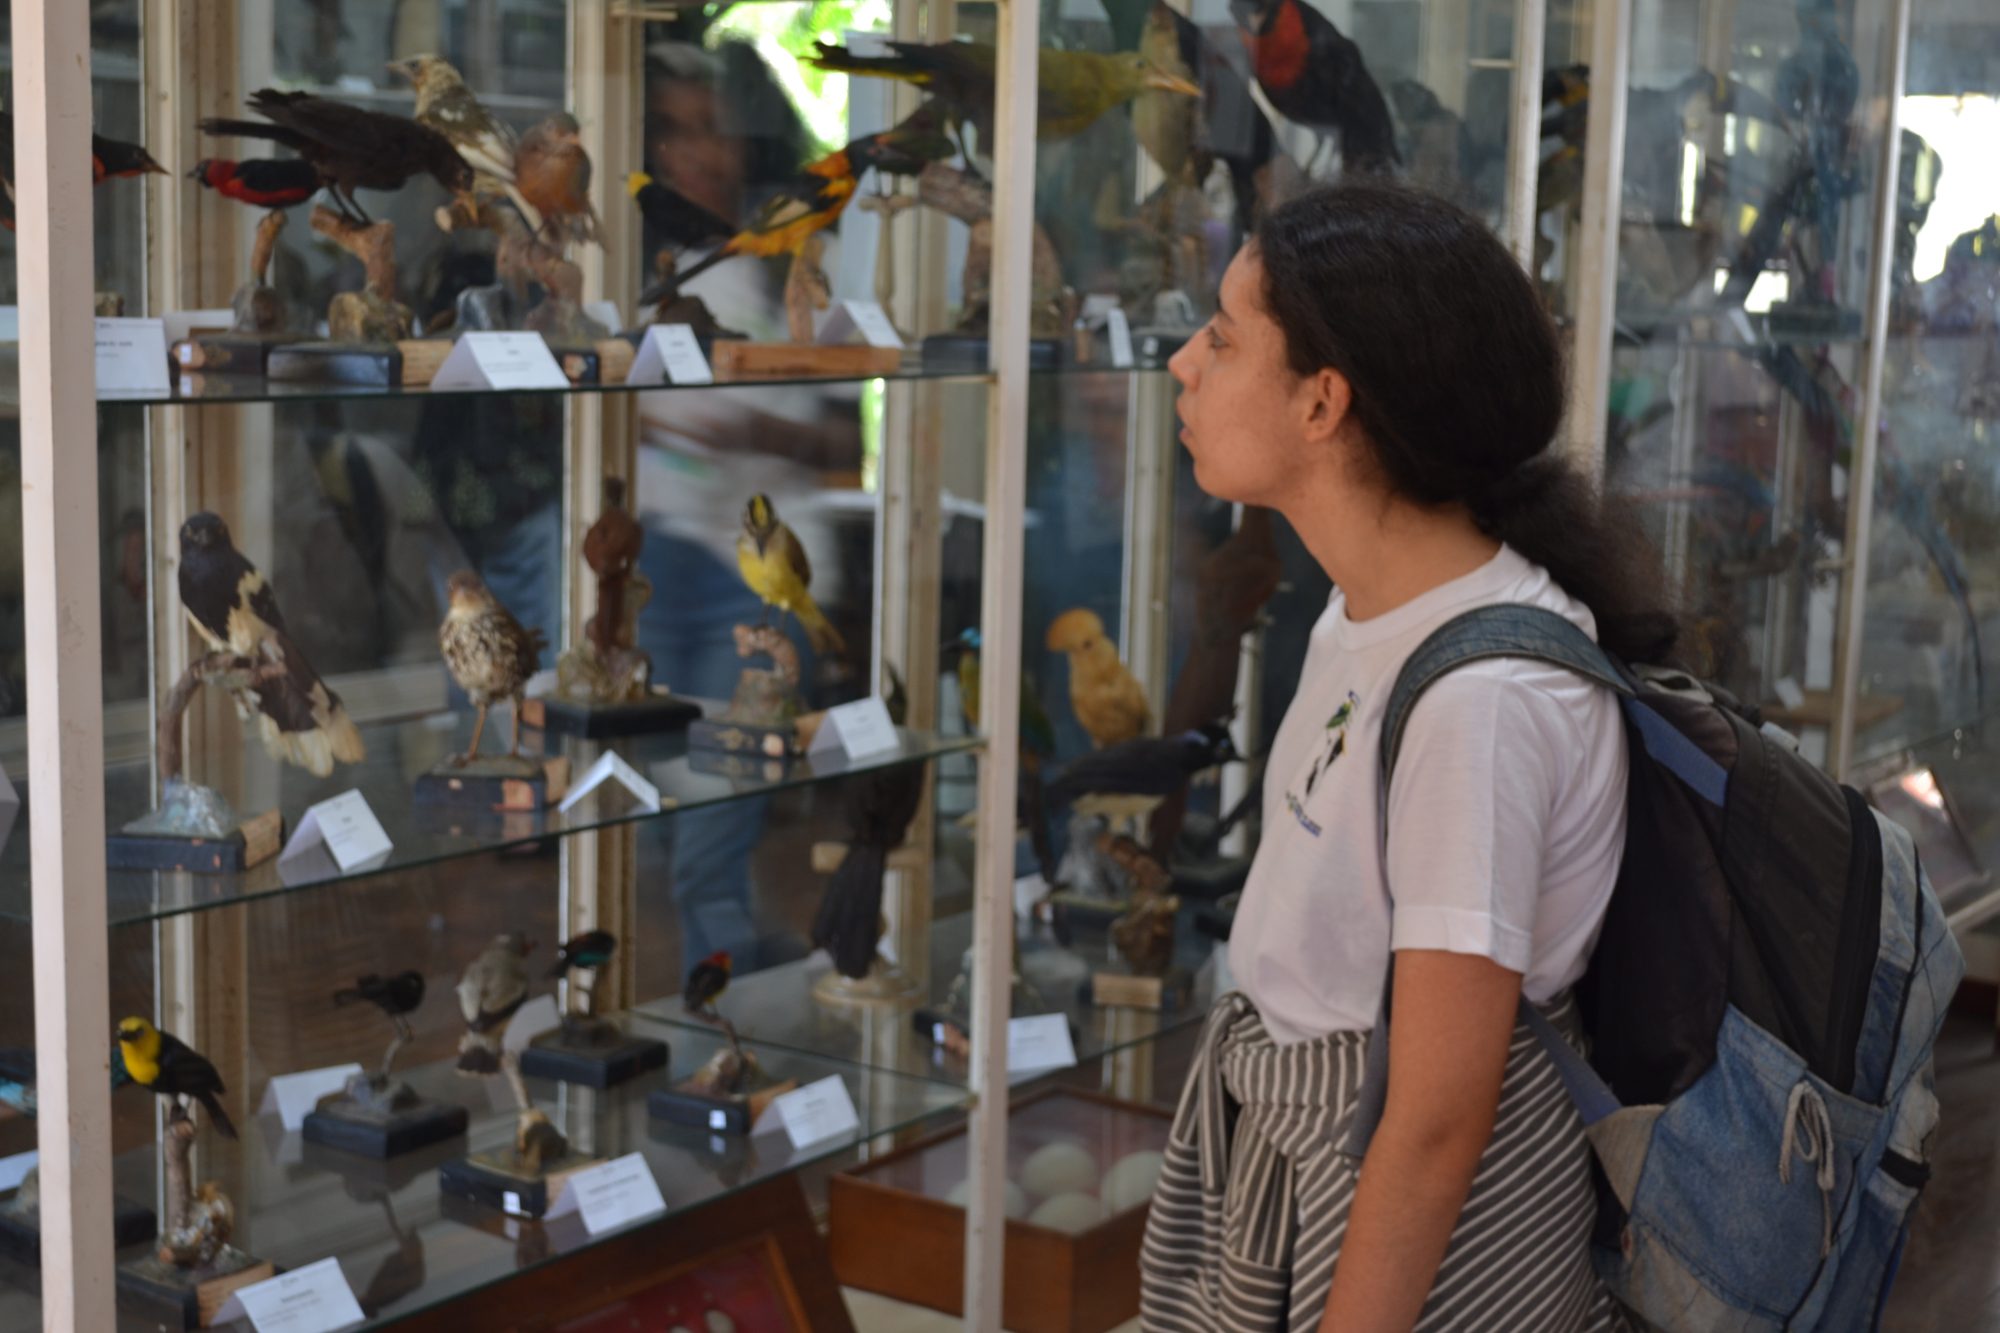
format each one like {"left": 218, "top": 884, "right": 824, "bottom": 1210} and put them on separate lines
{"left": 1284, "top": 468, "right": 1501, "bottom": 623}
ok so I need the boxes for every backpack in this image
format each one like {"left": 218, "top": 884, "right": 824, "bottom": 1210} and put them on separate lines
{"left": 1345, "top": 603, "right": 1963, "bottom": 1332}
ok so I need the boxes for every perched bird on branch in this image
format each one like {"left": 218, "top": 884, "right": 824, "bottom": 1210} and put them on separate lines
{"left": 629, "top": 170, "right": 734, "bottom": 253}
{"left": 813, "top": 670, "right": 927, "bottom": 979}
{"left": 199, "top": 88, "right": 473, "bottom": 225}
{"left": 737, "top": 494, "right": 844, "bottom": 659}
{"left": 189, "top": 157, "right": 322, "bottom": 211}
{"left": 683, "top": 951, "right": 733, "bottom": 1018}
{"left": 178, "top": 511, "right": 364, "bottom": 779}
{"left": 439, "top": 569, "right": 547, "bottom": 763}
{"left": 1045, "top": 607, "right": 1150, "bottom": 748}
{"left": 547, "top": 929, "right": 616, "bottom": 980}
{"left": 456, "top": 935, "right": 531, "bottom": 1075}
{"left": 1047, "top": 720, "right": 1237, "bottom": 809}
{"left": 1228, "top": 0, "right": 1398, "bottom": 176}
{"left": 389, "top": 52, "right": 538, "bottom": 231}
{"left": 91, "top": 133, "right": 167, "bottom": 182}
{"left": 334, "top": 971, "right": 426, "bottom": 1022}
{"left": 116, "top": 1017, "right": 237, "bottom": 1140}
{"left": 515, "top": 112, "right": 602, "bottom": 248}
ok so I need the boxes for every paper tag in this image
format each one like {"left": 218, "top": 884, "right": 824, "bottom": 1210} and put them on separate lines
{"left": 771, "top": 1075, "right": 862, "bottom": 1150}
{"left": 164, "top": 308, "right": 237, "bottom": 345}
{"left": 559, "top": 750, "right": 663, "bottom": 814}
{"left": 219, "top": 1257, "right": 364, "bottom": 1333}
{"left": 627, "top": 323, "right": 713, "bottom": 386}
{"left": 280, "top": 791, "right": 392, "bottom": 873}
{"left": 0, "top": 308, "right": 17, "bottom": 341}
{"left": 431, "top": 331, "right": 570, "bottom": 391}
{"left": 817, "top": 298, "right": 904, "bottom": 350}
{"left": 95, "top": 317, "right": 171, "bottom": 394}
{"left": 503, "top": 993, "right": 561, "bottom": 1053}
{"left": 1774, "top": 677, "right": 1808, "bottom": 710}
{"left": 584, "top": 299, "right": 624, "bottom": 337}
{"left": 807, "top": 696, "right": 901, "bottom": 760}
{"left": 0, "top": 1151, "right": 36, "bottom": 1193}
{"left": 1079, "top": 293, "right": 1119, "bottom": 326}
{"left": 1106, "top": 308, "right": 1135, "bottom": 368}
{"left": 544, "top": 1152, "right": 667, "bottom": 1234}
{"left": 1007, "top": 1013, "right": 1077, "bottom": 1075}
{"left": 259, "top": 1064, "right": 362, "bottom": 1132}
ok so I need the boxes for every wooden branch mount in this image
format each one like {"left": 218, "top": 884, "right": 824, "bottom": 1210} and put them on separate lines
{"left": 311, "top": 205, "right": 413, "bottom": 341}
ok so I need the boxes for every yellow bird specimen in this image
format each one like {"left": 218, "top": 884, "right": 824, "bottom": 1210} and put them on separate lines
{"left": 737, "top": 494, "right": 845, "bottom": 659}
{"left": 1045, "top": 607, "right": 1150, "bottom": 748}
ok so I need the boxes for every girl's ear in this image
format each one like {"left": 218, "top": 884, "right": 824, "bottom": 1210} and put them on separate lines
{"left": 1300, "top": 367, "right": 1353, "bottom": 445}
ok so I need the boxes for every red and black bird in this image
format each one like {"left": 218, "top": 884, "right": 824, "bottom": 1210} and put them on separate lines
{"left": 199, "top": 88, "right": 473, "bottom": 225}
{"left": 189, "top": 157, "right": 322, "bottom": 212}
{"left": 0, "top": 114, "right": 165, "bottom": 231}
{"left": 683, "top": 951, "right": 733, "bottom": 1018}
{"left": 1228, "top": 0, "right": 1399, "bottom": 177}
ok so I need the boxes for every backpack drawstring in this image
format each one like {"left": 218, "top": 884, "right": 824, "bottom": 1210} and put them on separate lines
{"left": 1779, "top": 1081, "right": 1836, "bottom": 1256}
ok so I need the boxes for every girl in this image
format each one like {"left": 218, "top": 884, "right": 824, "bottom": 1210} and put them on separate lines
{"left": 1139, "top": 182, "right": 1674, "bottom": 1330}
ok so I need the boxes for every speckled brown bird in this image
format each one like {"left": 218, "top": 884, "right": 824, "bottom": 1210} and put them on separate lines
{"left": 389, "top": 53, "right": 539, "bottom": 231}
{"left": 179, "top": 511, "right": 365, "bottom": 778}
{"left": 455, "top": 935, "right": 531, "bottom": 1075}
{"left": 515, "top": 111, "right": 601, "bottom": 248}
{"left": 1045, "top": 607, "right": 1151, "bottom": 747}
{"left": 439, "top": 569, "right": 547, "bottom": 763}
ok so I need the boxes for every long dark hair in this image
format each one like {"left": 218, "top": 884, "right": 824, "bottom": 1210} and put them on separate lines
{"left": 1254, "top": 181, "right": 1679, "bottom": 664}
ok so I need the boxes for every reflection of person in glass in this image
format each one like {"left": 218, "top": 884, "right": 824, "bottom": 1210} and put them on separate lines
{"left": 635, "top": 42, "right": 864, "bottom": 970}
{"left": 1139, "top": 182, "right": 1677, "bottom": 1328}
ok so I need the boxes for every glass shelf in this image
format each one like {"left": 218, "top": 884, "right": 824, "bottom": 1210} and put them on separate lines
{"left": 0, "top": 716, "right": 980, "bottom": 928}
{"left": 73, "top": 1018, "right": 968, "bottom": 1332}
{"left": 637, "top": 906, "right": 1223, "bottom": 1090}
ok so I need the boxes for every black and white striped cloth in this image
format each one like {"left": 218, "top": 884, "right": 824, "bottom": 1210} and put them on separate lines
{"left": 1139, "top": 991, "right": 1631, "bottom": 1331}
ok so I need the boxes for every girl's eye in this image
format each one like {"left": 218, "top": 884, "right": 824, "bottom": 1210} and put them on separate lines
{"left": 1206, "top": 327, "right": 1226, "bottom": 350}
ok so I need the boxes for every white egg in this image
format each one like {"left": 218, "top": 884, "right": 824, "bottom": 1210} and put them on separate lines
{"left": 1028, "top": 1191, "right": 1105, "bottom": 1235}
{"left": 945, "top": 1176, "right": 1029, "bottom": 1219}
{"left": 1102, "top": 1149, "right": 1166, "bottom": 1213}
{"left": 1021, "top": 1141, "right": 1099, "bottom": 1199}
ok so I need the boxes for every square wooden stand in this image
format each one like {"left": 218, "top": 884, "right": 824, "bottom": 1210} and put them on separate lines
{"left": 106, "top": 808, "right": 283, "bottom": 875}
{"left": 414, "top": 755, "right": 571, "bottom": 813}
{"left": 518, "top": 1027, "right": 669, "bottom": 1090}
{"left": 710, "top": 341, "right": 902, "bottom": 379}
{"left": 523, "top": 692, "right": 703, "bottom": 739}
{"left": 117, "top": 1249, "right": 275, "bottom": 1329}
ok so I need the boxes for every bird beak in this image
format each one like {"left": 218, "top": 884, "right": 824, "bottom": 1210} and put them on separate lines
{"left": 387, "top": 58, "right": 416, "bottom": 82}
{"left": 1144, "top": 70, "right": 1202, "bottom": 98}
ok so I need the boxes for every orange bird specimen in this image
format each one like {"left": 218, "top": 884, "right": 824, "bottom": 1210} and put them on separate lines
{"left": 1045, "top": 608, "right": 1151, "bottom": 748}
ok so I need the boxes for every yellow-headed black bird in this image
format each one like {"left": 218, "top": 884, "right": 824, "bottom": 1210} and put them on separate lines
{"left": 115, "top": 1017, "right": 237, "bottom": 1139}
{"left": 179, "top": 511, "right": 365, "bottom": 778}
{"left": 737, "top": 494, "right": 844, "bottom": 659}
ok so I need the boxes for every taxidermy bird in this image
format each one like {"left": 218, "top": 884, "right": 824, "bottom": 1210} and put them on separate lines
{"left": 547, "top": 929, "right": 616, "bottom": 980}
{"left": 514, "top": 111, "right": 602, "bottom": 247}
{"left": 189, "top": 157, "right": 322, "bottom": 212}
{"left": 0, "top": 116, "right": 163, "bottom": 230}
{"left": 1047, "top": 720, "right": 1238, "bottom": 809}
{"left": 946, "top": 627, "right": 1058, "bottom": 756}
{"left": 629, "top": 169, "right": 735, "bottom": 263}
{"left": 388, "top": 53, "right": 539, "bottom": 230}
{"left": 737, "top": 493, "right": 845, "bottom": 659}
{"left": 334, "top": 970, "right": 426, "bottom": 1023}
{"left": 439, "top": 569, "right": 547, "bottom": 763}
{"left": 1228, "top": 0, "right": 1398, "bottom": 176}
{"left": 456, "top": 935, "right": 532, "bottom": 1075}
{"left": 198, "top": 88, "right": 474, "bottom": 225}
{"left": 683, "top": 951, "right": 733, "bottom": 1017}
{"left": 178, "top": 511, "right": 365, "bottom": 778}
{"left": 813, "top": 669, "right": 928, "bottom": 979}
{"left": 115, "top": 1017, "right": 237, "bottom": 1140}
{"left": 807, "top": 39, "right": 1199, "bottom": 157}
{"left": 1045, "top": 607, "right": 1151, "bottom": 747}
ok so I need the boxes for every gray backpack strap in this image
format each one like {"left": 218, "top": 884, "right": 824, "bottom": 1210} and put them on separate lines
{"left": 1343, "top": 605, "right": 1630, "bottom": 1159}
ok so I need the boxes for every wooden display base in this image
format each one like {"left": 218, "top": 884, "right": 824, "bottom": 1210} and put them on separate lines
{"left": 438, "top": 1151, "right": 599, "bottom": 1220}
{"left": 518, "top": 1027, "right": 668, "bottom": 1090}
{"left": 302, "top": 1094, "right": 469, "bottom": 1159}
{"left": 106, "top": 808, "right": 283, "bottom": 875}
{"left": 813, "top": 959, "right": 923, "bottom": 1007}
{"left": 266, "top": 338, "right": 450, "bottom": 387}
{"left": 688, "top": 716, "right": 801, "bottom": 760}
{"left": 710, "top": 341, "right": 902, "bottom": 379}
{"left": 0, "top": 1194, "right": 156, "bottom": 1263}
{"left": 172, "top": 332, "right": 290, "bottom": 376}
{"left": 1089, "top": 965, "right": 1192, "bottom": 1012}
{"left": 648, "top": 1077, "right": 796, "bottom": 1137}
{"left": 523, "top": 692, "right": 703, "bottom": 739}
{"left": 550, "top": 339, "right": 636, "bottom": 385}
{"left": 301, "top": 1130, "right": 463, "bottom": 1191}
{"left": 117, "top": 1248, "right": 275, "bottom": 1330}
{"left": 414, "top": 755, "right": 570, "bottom": 813}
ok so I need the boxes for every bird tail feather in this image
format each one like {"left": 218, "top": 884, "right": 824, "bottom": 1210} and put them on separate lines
{"left": 796, "top": 597, "right": 846, "bottom": 660}
{"left": 814, "top": 843, "right": 887, "bottom": 979}
{"left": 197, "top": 1090, "right": 238, "bottom": 1141}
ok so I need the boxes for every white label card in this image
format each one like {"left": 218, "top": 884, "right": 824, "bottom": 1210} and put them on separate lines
{"left": 583, "top": 299, "right": 624, "bottom": 337}
{"left": 817, "top": 299, "right": 904, "bottom": 350}
{"left": 807, "top": 697, "right": 901, "bottom": 761}
{"left": 628, "top": 324, "right": 713, "bottom": 385}
{"left": 559, "top": 750, "right": 662, "bottom": 815}
{"left": 1774, "top": 677, "right": 1808, "bottom": 711}
{"left": 772, "top": 1075, "right": 861, "bottom": 1149}
{"left": 1007, "top": 1013, "right": 1078, "bottom": 1075}
{"left": 0, "top": 308, "right": 18, "bottom": 341}
{"left": 430, "top": 332, "right": 570, "bottom": 391}
{"left": 0, "top": 761, "right": 17, "bottom": 806}
{"left": 259, "top": 1064, "right": 363, "bottom": 1132}
{"left": 503, "top": 993, "right": 562, "bottom": 1053}
{"left": 280, "top": 790, "right": 392, "bottom": 873}
{"left": 95, "top": 317, "right": 171, "bottom": 394}
{"left": 1106, "top": 308, "right": 1135, "bottom": 368}
{"left": 221, "top": 1257, "right": 365, "bottom": 1333}
{"left": 545, "top": 1152, "right": 667, "bottom": 1235}
{"left": 0, "top": 1151, "right": 36, "bottom": 1193}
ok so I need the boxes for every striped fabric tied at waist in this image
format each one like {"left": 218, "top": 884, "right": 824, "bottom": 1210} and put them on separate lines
{"left": 1140, "top": 991, "right": 1630, "bottom": 1333}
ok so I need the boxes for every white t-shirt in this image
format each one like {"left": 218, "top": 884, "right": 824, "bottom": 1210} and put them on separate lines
{"left": 1229, "top": 544, "right": 1629, "bottom": 1045}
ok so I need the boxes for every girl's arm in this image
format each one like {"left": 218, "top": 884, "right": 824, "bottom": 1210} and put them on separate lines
{"left": 1318, "top": 948, "right": 1522, "bottom": 1332}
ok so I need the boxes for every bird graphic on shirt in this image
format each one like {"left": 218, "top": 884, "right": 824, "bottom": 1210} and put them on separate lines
{"left": 1302, "top": 691, "right": 1360, "bottom": 796}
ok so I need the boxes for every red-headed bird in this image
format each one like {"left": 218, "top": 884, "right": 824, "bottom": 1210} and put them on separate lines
{"left": 683, "top": 951, "right": 733, "bottom": 1017}
{"left": 1228, "top": 0, "right": 1399, "bottom": 177}
{"left": 189, "top": 157, "right": 322, "bottom": 211}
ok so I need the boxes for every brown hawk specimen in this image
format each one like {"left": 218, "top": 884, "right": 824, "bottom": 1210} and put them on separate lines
{"left": 177, "top": 511, "right": 365, "bottom": 778}
{"left": 439, "top": 570, "right": 546, "bottom": 763}
{"left": 515, "top": 112, "right": 603, "bottom": 248}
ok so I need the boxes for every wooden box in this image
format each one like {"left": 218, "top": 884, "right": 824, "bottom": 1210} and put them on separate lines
{"left": 828, "top": 1088, "right": 1171, "bottom": 1333}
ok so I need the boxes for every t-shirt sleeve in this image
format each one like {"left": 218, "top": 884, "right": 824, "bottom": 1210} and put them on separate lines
{"left": 1383, "top": 665, "right": 1573, "bottom": 975}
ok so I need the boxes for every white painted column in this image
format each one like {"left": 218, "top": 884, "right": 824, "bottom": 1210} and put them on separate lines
{"left": 1504, "top": 0, "right": 1551, "bottom": 270}
{"left": 1564, "top": 0, "right": 1632, "bottom": 477}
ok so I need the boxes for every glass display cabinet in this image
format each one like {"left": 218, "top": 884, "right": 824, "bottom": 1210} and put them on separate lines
{"left": 5, "top": 0, "right": 1993, "bottom": 1328}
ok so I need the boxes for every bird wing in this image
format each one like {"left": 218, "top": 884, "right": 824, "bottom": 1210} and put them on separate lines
{"left": 421, "top": 87, "right": 518, "bottom": 181}
{"left": 768, "top": 522, "right": 814, "bottom": 591}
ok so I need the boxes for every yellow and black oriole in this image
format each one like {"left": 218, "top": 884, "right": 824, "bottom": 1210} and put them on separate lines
{"left": 115, "top": 1017, "right": 237, "bottom": 1139}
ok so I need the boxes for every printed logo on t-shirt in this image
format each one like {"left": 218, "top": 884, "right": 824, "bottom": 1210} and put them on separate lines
{"left": 1282, "top": 691, "right": 1359, "bottom": 837}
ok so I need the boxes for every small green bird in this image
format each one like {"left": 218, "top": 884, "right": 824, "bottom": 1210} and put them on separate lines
{"left": 114, "top": 1017, "right": 237, "bottom": 1140}
{"left": 945, "top": 628, "right": 1056, "bottom": 755}
{"left": 547, "top": 929, "right": 617, "bottom": 980}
